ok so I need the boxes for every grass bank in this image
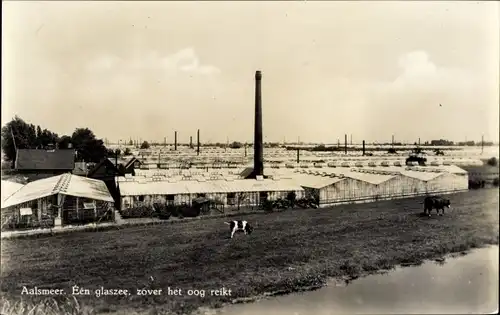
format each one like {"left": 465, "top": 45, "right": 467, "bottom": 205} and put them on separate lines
{"left": 1, "top": 189, "right": 498, "bottom": 315}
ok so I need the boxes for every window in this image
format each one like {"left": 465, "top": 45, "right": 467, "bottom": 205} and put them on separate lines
{"left": 167, "top": 195, "right": 175, "bottom": 201}
{"left": 138, "top": 196, "right": 144, "bottom": 202}
{"left": 197, "top": 193, "right": 206, "bottom": 198}
{"left": 83, "top": 202, "right": 96, "bottom": 210}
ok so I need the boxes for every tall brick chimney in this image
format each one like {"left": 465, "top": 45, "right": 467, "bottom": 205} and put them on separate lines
{"left": 197, "top": 129, "right": 200, "bottom": 155}
{"left": 344, "top": 134, "right": 348, "bottom": 154}
{"left": 174, "top": 131, "right": 177, "bottom": 151}
{"left": 253, "top": 70, "right": 264, "bottom": 178}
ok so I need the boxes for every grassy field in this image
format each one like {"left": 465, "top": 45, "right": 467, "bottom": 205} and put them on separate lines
{"left": 1, "top": 189, "right": 498, "bottom": 315}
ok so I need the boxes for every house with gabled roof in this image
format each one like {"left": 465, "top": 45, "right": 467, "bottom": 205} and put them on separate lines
{"left": 123, "top": 157, "right": 142, "bottom": 175}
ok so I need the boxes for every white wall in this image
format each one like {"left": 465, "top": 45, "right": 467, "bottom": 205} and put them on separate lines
{"left": 318, "top": 178, "right": 378, "bottom": 205}
{"left": 315, "top": 172, "right": 468, "bottom": 207}
{"left": 120, "top": 189, "right": 306, "bottom": 209}
{"left": 425, "top": 173, "right": 468, "bottom": 193}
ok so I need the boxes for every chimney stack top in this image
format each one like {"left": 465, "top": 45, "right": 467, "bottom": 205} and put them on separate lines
{"left": 255, "top": 71, "right": 262, "bottom": 80}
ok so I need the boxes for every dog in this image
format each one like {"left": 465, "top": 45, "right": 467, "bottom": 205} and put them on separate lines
{"left": 423, "top": 196, "right": 451, "bottom": 216}
{"left": 224, "top": 220, "right": 253, "bottom": 239}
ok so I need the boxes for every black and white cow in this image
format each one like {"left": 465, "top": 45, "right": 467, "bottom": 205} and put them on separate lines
{"left": 224, "top": 220, "right": 253, "bottom": 239}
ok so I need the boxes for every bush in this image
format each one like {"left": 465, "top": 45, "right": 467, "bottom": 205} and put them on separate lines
{"left": 120, "top": 205, "right": 155, "bottom": 218}
{"left": 487, "top": 157, "right": 498, "bottom": 167}
{"left": 273, "top": 198, "right": 290, "bottom": 209}
{"left": 468, "top": 179, "right": 485, "bottom": 190}
{"left": 161, "top": 203, "right": 200, "bottom": 218}
{"left": 296, "top": 198, "right": 319, "bottom": 209}
{"left": 286, "top": 191, "right": 297, "bottom": 208}
{"left": 153, "top": 203, "right": 171, "bottom": 220}
{"left": 261, "top": 200, "right": 275, "bottom": 212}
{"left": 165, "top": 204, "right": 181, "bottom": 218}
{"left": 179, "top": 204, "right": 201, "bottom": 218}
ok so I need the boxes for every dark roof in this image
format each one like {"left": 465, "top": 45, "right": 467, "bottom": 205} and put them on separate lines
{"left": 239, "top": 167, "right": 254, "bottom": 179}
{"left": 15, "top": 149, "right": 75, "bottom": 171}
{"left": 107, "top": 157, "right": 128, "bottom": 166}
{"left": 124, "top": 157, "right": 142, "bottom": 169}
{"left": 240, "top": 167, "right": 268, "bottom": 179}
{"left": 87, "top": 158, "right": 125, "bottom": 178}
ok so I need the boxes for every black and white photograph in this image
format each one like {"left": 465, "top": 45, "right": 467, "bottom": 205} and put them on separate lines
{"left": 1, "top": 1, "right": 499, "bottom": 314}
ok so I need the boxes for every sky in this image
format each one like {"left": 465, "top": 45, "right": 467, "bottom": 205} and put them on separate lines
{"left": 2, "top": 1, "right": 499, "bottom": 144}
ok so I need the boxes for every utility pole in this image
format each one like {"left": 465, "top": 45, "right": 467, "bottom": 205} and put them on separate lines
{"left": 344, "top": 134, "right": 347, "bottom": 154}
{"left": 10, "top": 127, "right": 17, "bottom": 151}
{"left": 481, "top": 135, "right": 484, "bottom": 154}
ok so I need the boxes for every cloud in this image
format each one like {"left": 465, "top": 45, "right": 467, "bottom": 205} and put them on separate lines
{"left": 363, "top": 50, "right": 496, "bottom": 141}
{"left": 85, "top": 47, "right": 220, "bottom": 76}
{"left": 390, "top": 50, "right": 471, "bottom": 93}
{"left": 164, "top": 48, "right": 221, "bottom": 75}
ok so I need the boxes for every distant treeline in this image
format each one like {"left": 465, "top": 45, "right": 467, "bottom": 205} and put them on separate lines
{"left": 1, "top": 116, "right": 112, "bottom": 164}
{"left": 131, "top": 141, "right": 283, "bottom": 149}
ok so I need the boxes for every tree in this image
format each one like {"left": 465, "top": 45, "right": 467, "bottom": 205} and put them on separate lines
{"left": 71, "top": 128, "right": 109, "bottom": 163}
{"left": 35, "top": 126, "right": 43, "bottom": 148}
{"left": 140, "top": 141, "right": 150, "bottom": 149}
{"left": 1, "top": 117, "right": 109, "bottom": 165}
{"left": 58, "top": 135, "right": 72, "bottom": 149}
{"left": 128, "top": 139, "right": 134, "bottom": 146}
{"left": 1, "top": 117, "right": 61, "bottom": 161}
{"left": 1, "top": 116, "right": 33, "bottom": 161}
{"left": 124, "top": 148, "right": 132, "bottom": 155}
{"left": 26, "top": 124, "right": 37, "bottom": 148}
{"left": 36, "top": 128, "right": 59, "bottom": 148}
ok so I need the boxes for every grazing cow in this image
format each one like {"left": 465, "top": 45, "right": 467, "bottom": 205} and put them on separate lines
{"left": 423, "top": 196, "right": 451, "bottom": 216}
{"left": 224, "top": 220, "right": 253, "bottom": 239}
